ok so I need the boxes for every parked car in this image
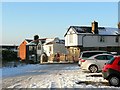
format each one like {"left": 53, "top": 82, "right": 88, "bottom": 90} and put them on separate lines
{"left": 80, "top": 54, "right": 113, "bottom": 73}
{"left": 78, "top": 51, "right": 111, "bottom": 67}
{"left": 102, "top": 56, "right": 120, "bottom": 86}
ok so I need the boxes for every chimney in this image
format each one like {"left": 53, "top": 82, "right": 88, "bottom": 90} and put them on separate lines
{"left": 34, "top": 35, "right": 39, "bottom": 40}
{"left": 118, "top": 22, "right": 120, "bottom": 29}
{"left": 91, "top": 21, "right": 98, "bottom": 34}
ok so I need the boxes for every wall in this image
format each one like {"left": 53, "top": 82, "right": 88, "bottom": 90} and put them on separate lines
{"left": 65, "top": 28, "right": 79, "bottom": 46}
{"left": 83, "top": 35, "right": 120, "bottom": 47}
{"left": 53, "top": 43, "right": 68, "bottom": 55}
{"left": 43, "top": 44, "right": 53, "bottom": 56}
{"left": 18, "top": 40, "right": 27, "bottom": 60}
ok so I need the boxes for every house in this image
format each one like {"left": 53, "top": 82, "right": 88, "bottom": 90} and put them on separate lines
{"left": 26, "top": 37, "right": 67, "bottom": 63}
{"left": 18, "top": 35, "right": 67, "bottom": 63}
{"left": 26, "top": 39, "right": 45, "bottom": 63}
{"left": 64, "top": 21, "right": 120, "bottom": 61}
{"left": 43, "top": 38, "right": 67, "bottom": 62}
{"left": 43, "top": 37, "right": 67, "bottom": 57}
{"left": 18, "top": 39, "right": 33, "bottom": 60}
{"left": 26, "top": 35, "right": 48, "bottom": 63}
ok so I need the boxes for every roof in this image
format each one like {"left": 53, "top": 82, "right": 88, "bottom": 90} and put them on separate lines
{"left": 72, "top": 26, "right": 92, "bottom": 33}
{"left": 99, "top": 27, "right": 120, "bottom": 35}
{"left": 64, "top": 26, "right": 120, "bottom": 36}
{"left": 26, "top": 39, "right": 41, "bottom": 46}
{"left": 45, "top": 39, "right": 65, "bottom": 45}
{"left": 25, "top": 39, "right": 33, "bottom": 43}
{"left": 26, "top": 38, "right": 47, "bottom": 46}
{"left": 45, "top": 41, "right": 55, "bottom": 45}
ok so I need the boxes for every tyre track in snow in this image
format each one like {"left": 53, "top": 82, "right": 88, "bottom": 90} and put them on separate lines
{"left": 2, "top": 64, "right": 77, "bottom": 88}
{"left": 2, "top": 64, "right": 115, "bottom": 88}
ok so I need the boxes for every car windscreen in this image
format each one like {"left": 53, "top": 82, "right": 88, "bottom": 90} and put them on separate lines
{"left": 106, "top": 57, "right": 115, "bottom": 64}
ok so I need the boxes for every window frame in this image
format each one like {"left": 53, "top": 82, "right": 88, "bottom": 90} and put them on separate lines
{"left": 99, "top": 36, "right": 105, "bottom": 42}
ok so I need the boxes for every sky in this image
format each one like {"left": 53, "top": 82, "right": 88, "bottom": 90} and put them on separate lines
{"left": 2, "top": 1, "right": 119, "bottom": 45}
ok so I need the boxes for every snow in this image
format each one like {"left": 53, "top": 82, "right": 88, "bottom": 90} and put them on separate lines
{"left": 2, "top": 64, "right": 46, "bottom": 78}
{"left": 99, "top": 27, "right": 120, "bottom": 35}
{"left": 2, "top": 64, "right": 120, "bottom": 88}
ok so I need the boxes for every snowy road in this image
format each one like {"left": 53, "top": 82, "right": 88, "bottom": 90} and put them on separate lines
{"left": 2, "top": 64, "right": 120, "bottom": 89}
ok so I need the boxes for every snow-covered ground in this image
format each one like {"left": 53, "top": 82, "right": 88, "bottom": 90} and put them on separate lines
{"left": 1, "top": 64, "right": 120, "bottom": 89}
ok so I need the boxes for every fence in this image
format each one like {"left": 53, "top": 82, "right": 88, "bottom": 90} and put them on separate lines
{"left": 48, "top": 54, "right": 79, "bottom": 63}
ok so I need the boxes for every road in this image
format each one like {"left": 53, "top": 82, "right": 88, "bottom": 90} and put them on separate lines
{"left": 2, "top": 64, "right": 82, "bottom": 88}
{"left": 2, "top": 63, "right": 78, "bottom": 78}
{"left": 2, "top": 64, "right": 117, "bottom": 89}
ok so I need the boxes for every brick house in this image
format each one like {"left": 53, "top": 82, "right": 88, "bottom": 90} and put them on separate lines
{"left": 18, "top": 39, "right": 32, "bottom": 60}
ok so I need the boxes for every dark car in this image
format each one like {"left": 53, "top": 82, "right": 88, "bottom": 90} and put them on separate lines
{"left": 102, "top": 56, "right": 120, "bottom": 86}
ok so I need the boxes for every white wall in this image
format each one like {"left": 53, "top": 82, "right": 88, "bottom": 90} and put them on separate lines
{"left": 65, "top": 28, "right": 80, "bottom": 46}
{"left": 65, "top": 28, "right": 120, "bottom": 47}
{"left": 65, "top": 27, "right": 120, "bottom": 48}
{"left": 53, "top": 43, "right": 68, "bottom": 55}
{"left": 83, "top": 35, "right": 120, "bottom": 47}
{"left": 43, "top": 44, "right": 53, "bottom": 56}
{"left": 43, "top": 43, "right": 67, "bottom": 56}
{"left": 37, "top": 41, "right": 43, "bottom": 55}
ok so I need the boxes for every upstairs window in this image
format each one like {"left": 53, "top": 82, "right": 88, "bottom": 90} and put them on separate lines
{"left": 38, "top": 44, "right": 41, "bottom": 50}
{"left": 69, "top": 31, "right": 73, "bottom": 43}
{"left": 99, "top": 36, "right": 105, "bottom": 42}
{"left": 49, "top": 46, "right": 52, "bottom": 52}
{"left": 115, "top": 36, "right": 119, "bottom": 43}
{"left": 29, "top": 46, "right": 33, "bottom": 51}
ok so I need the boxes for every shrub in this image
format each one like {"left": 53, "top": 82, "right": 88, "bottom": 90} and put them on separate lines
{"left": 2, "top": 50, "right": 17, "bottom": 62}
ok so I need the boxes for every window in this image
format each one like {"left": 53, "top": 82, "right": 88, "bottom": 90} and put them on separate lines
{"left": 106, "top": 57, "right": 115, "bottom": 64}
{"left": 29, "top": 46, "right": 33, "bottom": 51}
{"left": 118, "top": 61, "right": 120, "bottom": 66}
{"left": 81, "top": 52, "right": 110, "bottom": 58}
{"left": 106, "top": 55, "right": 113, "bottom": 60}
{"left": 49, "top": 46, "right": 52, "bottom": 52}
{"left": 32, "top": 46, "right": 36, "bottom": 51}
{"left": 99, "top": 36, "right": 105, "bottom": 42}
{"left": 115, "top": 36, "right": 119, "bottom": 43}
{"left": 38, "top": 44, "right": 41, "bottom": 50}
{"left": 29, "top": 46, "right": 36, "bottom": 51}
{"left": 95, "top": 55, "right": 106, "bottom": 60}
{"left": 69, "top": 31, "right": 73, "bottom": 43}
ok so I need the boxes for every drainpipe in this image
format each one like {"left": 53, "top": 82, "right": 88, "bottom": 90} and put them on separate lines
{"left": 118, "top": 34, "right": 120, "bottom": 54}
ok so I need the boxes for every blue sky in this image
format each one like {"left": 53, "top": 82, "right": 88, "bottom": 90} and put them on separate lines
{"left": 2, "top": 2, "right": 118, "bottom": 45}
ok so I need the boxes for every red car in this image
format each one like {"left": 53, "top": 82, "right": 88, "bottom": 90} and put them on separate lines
{"left": 102, "top": 56, "right": 120, "bottom": 86}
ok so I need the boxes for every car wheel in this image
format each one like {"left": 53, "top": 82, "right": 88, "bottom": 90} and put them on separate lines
{"left": 89, "top": 65, "right": 98, "bottom": 73}
{"left": 109, "top": 76, "right": 120, "bottom": 87}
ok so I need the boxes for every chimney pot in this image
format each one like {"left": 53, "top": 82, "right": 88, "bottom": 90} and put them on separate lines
{"left": 118, "top": 22, "right": 120, "bottom": 29}
{"left": 91, "top": 21, "right": 98, "bottom": 34}
{"left": 34, "top": 35, "right": 39, "bottom": 40}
